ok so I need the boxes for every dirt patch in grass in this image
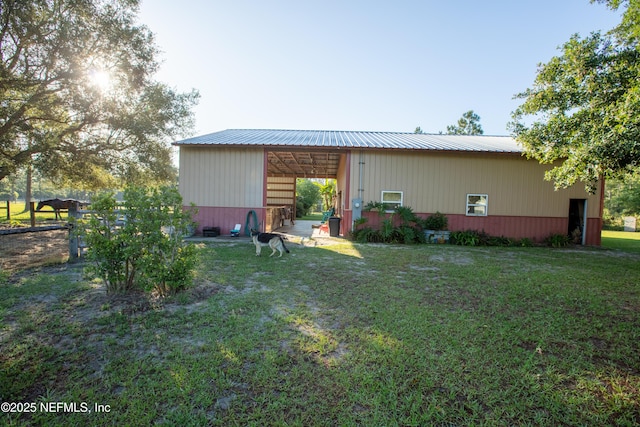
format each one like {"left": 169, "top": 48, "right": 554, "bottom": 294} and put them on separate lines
{"left": 0, "top": 228, "right": 69, "bottom": 272}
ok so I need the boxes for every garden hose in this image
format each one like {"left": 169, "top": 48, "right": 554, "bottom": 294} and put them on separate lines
{"left": 245, "top": 210, "right": 258, "bottom": 236}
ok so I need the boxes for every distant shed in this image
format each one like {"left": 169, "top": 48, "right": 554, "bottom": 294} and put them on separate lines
{"left": 174, "top": 129, "right": 603, "bottom": 245}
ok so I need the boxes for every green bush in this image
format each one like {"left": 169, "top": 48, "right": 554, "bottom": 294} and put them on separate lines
{"left": 545, "top": 233, "right": 571, "bottom": 248}
{"left": 451, "top": 230, "right": 524, "bottom": 247}
{"left": 518, "top": 237, "right": 535, "bottom": 247}
{"left": 351, "top": 205, "right": 425, "bottom": 244}
{"left": 424, "top": 211, "right": 448, "bottom": 231}
{"left": 451, "top": 230, "right": 478, "bottom": 246}
{"left": 296, "top": 179, "right": 323, "bottom": 217}
{"left": 82, "top": 185, "right": 198, "bottom": 296}
{"left": 351, "top": 226, "right": 382, "bottom": 243}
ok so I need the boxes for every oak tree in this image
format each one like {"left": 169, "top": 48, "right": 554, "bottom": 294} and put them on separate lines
{"left": 510, "top": 0, "right": 640, "bottom": 193}
{"left": 0, "top": 0, "right": 199, "bottom": 188}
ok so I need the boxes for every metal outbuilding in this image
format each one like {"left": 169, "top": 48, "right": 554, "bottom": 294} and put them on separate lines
{"left": 174, "top": 129, "right": 603, "bottom": 245}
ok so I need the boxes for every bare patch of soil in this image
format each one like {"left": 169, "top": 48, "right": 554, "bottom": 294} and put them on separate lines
{"left": 0, "top": 229, "right": 69, "bottom": 272}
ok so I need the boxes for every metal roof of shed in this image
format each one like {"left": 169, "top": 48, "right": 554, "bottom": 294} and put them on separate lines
{"left": 174, "top": 129, "right": 522, "bottom": 153}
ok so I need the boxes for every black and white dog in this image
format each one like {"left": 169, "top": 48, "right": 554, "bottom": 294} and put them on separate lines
{"left": 250, "top": 229, "right": 290, "bottom": 257}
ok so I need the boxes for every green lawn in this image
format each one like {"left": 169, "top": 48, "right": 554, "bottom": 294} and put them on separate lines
{"left": 602, "top": 229, "right": 640, "bottom": 253}
{"left": 0, "top": 201, "right": 66, "bottom": 224}
{"left": 298, "top": 211, "right": 323, "bottom": 221}
{"left": 0, "top": 237, "right": 639, "bottom": 425}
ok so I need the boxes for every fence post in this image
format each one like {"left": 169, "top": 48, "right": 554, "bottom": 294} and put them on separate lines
{"left": 29, "top": 202, "right": 36, "bottom": 227}
{"left": 5, "top": 200, "right": 9, "bottom": 220}
{"left": 68, "top": 204, "right": 79, "bottom": 260}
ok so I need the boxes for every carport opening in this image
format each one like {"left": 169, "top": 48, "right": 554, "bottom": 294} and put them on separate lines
{"left": 265, "top": 149, "right": 343, "bottom": 236}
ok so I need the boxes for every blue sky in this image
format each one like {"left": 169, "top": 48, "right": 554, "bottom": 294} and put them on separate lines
{"left": 138, "top": 1, "right": 622, "bottom": 137}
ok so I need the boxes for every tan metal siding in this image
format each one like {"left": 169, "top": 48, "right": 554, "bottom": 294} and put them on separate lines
{"left": 178, "top": 146, "right": 263, "bottom": 207}
{"left": 351, "top": 150, "right": 600, "bottom": 218}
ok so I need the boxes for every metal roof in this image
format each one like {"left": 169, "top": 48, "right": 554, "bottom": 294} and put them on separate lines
{"left": 174, "top": 129, "right": 522, "bottom": 153}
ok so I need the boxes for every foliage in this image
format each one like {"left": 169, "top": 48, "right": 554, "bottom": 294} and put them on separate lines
{"left": 0, "top": 0, "right": 199, "bottom": 188}
{"left": 351, "top": 205, "right": 426, "bottom": 244}
{"left": 510, "top": 1, "right": 640, "bottom": 193}
{"left": 423, "top": 211, "right": 448, "bottom": 230}
{"left": 450, "top": 230, "right": 484, "bottom": 246}
{"left": 545, "top": 233, "right": 571, "bottom": 248}
{"left": 319, "top": 180, "right": 336, "bottom": 211}
{"left": 353, "top": 217, "right": 368, "bottom": 227}
{"left": 83, "top": 185, "right": 197, "bottom": 295}
{"left": 350, "top": 226, "right": 382, "bottom": 243}
{"left": 446, "top": 110, "right": 484, "bottom": 135}
{"left": 295, "top": 179, "right": 321, "bottom": 217}
{"left": 83, "top": 193, "right": 135, "bottom": 293}
{"left": 363, "top": 200, "right": 388, "bottom": 215}
{"left": 394, "top": 205, "right": 418, "bottom": 223}
{"left": 518, "top": 237, "right": 535, "bottom": 247}
{"left": 451, "top": 229, "right": 534, "bottom": 247}
{"left": 605, "top": 170, "right": 640, "bottom": 217}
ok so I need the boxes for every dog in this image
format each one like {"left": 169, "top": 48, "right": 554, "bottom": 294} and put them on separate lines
{"left": 250, "top": 229, "right": 290, "bottom": 257}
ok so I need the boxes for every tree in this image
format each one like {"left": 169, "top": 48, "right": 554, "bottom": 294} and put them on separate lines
{"left": 509, "top": 0, "right": 640, "bottom": 193}
{"left": 414, "top": 126, "right": 423, "bottom": 134}
{"left": 605, "top": 172, "right": 640, "bottom": 217}
{"left": 296, "top": 179, "right": 321, "bottom": 217}
{"left": 319, "top": 179, "right": 336, "bottom": 211}
{"left": 446, "top": 110, "right": 484, "bottom": 135}
{"left": 0, "top": 0, "right": 199, "bottom": 188}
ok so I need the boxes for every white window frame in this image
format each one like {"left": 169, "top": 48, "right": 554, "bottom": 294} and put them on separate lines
{"left": 466, "top": 194, "right": 488, "bottom": 216}
{"left": 381, "top": 191, "right": 403, "bottom": 212}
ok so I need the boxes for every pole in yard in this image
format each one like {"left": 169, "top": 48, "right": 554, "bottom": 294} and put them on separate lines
{"left": 68, "top": 204, "right": 79, "bottom": 260}
{"left": 29, "top": 202, "right": 36, "bottom": 227}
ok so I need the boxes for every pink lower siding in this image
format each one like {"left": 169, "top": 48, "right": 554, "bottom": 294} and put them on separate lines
{"left": 189, "top": 206, "right": 267, "bottom": 236}
{"left": 188, "top": 207, "right": 601, "bottom": 245}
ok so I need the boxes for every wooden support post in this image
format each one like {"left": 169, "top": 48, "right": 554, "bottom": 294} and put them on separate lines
{"left": 5, "top": 200, "right": 9, "bottom": 220}
{"left": 68, "top": 204, "right": 79, "bottom": 260}
{"left": 29, "top": 201, "right": 36, "bottom": 227}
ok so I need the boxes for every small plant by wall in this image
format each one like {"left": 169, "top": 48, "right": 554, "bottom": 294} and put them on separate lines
{"left": 450, "top": 229, "right": 537, "bottom": 247}
{"left": 545, "top": 233, "right": 571, "bottom": 248}
{"left": 351, "top": 204, "right": 426, "bottom": 244}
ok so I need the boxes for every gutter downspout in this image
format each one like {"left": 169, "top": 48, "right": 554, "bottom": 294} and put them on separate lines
{"left": 351, "top": 150, "right": 364, "bottom": 223}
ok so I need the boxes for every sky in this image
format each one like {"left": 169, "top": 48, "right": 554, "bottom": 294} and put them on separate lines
{"left": 137, "top": 0, "right": 623, "bottom": 138}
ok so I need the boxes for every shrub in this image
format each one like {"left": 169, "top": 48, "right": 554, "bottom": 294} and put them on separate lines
{"left": 83, "top": 192, "right": 136, "bottom": 293}
{"left": 487, "top": 235, "right": 513, "bottom": 246}
{"left": 394, "top": 206, "right": 419, "bottom": 223}
{"left": 451, "top": 230, "right": 525, "bottom": 247}
{"left": 545, "top": 233, "right": 571, "bottom": 248}
{"left": 363, "top": 201, "right": 388, "bottom": 215}
{"left": 518, "top": 237, "right": 535, "bottom": 247}
{"left": 424, "top": 211, "right": 448, "bottom": 231}
{"left": 350, "top": 226, "right": 382, "bottom": 243}
{"left": 83, "top": 185, "right": 198, "bottom": 295}
{"left": 450, "top": 230, "right": 481, "bottom": 246}
{"left": 352, "top": 204, "right": 425, "bottom": 244}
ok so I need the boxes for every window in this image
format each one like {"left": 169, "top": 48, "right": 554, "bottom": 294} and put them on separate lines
{"left": 466, "top": 194, "right": 488, "bottom": 216}
{"left": 381, "top": 191, "right": 403, "bottom": 211}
